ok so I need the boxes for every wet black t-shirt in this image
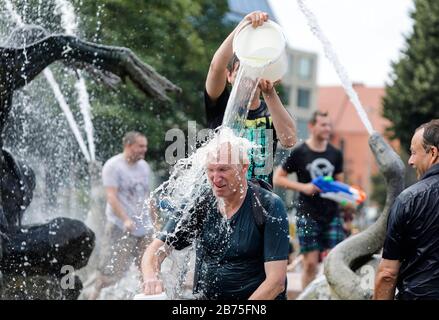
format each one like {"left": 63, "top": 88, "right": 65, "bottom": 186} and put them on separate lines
{"left": 159, "top": 187, "right": 289, "bottom": 300}
{"left": 383, "top": 164, "right": 439, "bottom": 299}
{"left": 204, "top": 88, "right": 278, "bottom": 185}
{"left": 281, "top": 142, "right": 343, "bottom": 224}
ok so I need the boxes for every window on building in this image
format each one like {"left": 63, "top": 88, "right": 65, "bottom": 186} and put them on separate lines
{"left": 297, "top": 88, "right": 311, "bottom": 108}
{"left": 298, "top": 57, "right": 313, "bottom": 79}
{"left": 287, "top": 56, "right": 293, "bottom": 77}
{"left": 297, "top": 118, "right": 309, "bottom": 140}
{"left": 279, "top": 84, "right": 290, "bottom": 105}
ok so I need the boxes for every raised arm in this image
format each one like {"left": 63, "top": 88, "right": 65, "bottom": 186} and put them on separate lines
{"left": 205, "top": 11, "right": 268, "bottom": 101}
{"left": 259, "top": 80, "right": 296, "bottom": 148}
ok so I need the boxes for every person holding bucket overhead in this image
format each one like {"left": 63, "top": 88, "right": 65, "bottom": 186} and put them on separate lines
{"left": 204, "top": 10, "right": 296, "bottom": 186}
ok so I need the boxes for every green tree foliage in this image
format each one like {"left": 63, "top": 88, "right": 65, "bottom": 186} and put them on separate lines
{"left": 75, "top": 0, "right": 232, "bottom": 168}
{"left": 383, "top": 0, "right": 439, "bottom": 151}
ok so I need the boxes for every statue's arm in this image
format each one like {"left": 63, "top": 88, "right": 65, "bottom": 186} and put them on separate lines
{"left": 3, "top": 35, "right": 180, "bottom": 101}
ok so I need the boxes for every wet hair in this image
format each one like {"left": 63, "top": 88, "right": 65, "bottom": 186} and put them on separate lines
{"left": 416, "top": 119, "right": 439, "bottom": 153}
{"left": 226, "top": 53, "right": 240, "bottom": 73}
{"left": 309, "top": 111, "right": 329, "bottom": 125}
{"left": 205, "top": 141, "right": 249, "bottom": 167}
{"left": 122, "top": 131, "right": 146, "bottom": 146}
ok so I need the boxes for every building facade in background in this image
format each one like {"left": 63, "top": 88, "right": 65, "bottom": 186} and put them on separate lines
{"left": 318, "top": 84, "right": 400, "bottom": 201}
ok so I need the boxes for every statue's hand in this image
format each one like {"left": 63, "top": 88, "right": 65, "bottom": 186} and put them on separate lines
{"left": 116, "top": 48, "right": 182, "bottom": 102}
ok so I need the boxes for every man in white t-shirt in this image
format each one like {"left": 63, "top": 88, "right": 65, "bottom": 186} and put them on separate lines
{"left": 89, "top": 131, "right": 155, "bottom": 299}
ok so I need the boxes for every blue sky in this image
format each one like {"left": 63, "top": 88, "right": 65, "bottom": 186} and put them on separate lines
{"left": 269, "top": 0, "right": 414, "bottom": 86}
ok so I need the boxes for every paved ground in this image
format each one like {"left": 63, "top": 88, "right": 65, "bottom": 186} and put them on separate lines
{"left": 287, "top": 271, "right": 303, "bottom": 300}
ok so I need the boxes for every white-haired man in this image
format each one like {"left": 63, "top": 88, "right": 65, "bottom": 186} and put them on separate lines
{"left": 141, "top": 141, "right": 289, "bottom": 300}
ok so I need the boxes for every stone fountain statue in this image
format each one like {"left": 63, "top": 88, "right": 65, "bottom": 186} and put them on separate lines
{"left": 0, "top": 32, "right": 180, "bottom": 299}
{"left": 297, "top": 133, "right": 406, "bottom": 300}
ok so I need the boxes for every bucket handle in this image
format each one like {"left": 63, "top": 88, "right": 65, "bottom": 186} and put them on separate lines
{"left": 233, "top": 20, "right": 273, "bottom": 65}
{"left": 233, "top": 20, "right": 285, "bottom": 63}
{"left": 234, "top": 19, "right": 252, "bottom": 40}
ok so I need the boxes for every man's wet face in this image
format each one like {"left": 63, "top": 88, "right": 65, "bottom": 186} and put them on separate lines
{"left": 206, "top": 162, "right": 245, "bottom": 198}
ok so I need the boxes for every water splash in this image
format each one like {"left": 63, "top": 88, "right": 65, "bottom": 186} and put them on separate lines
{"left": 149, "top": 125, "right": 263, "bottom": 299}
{"left": 54, "top": 0, "right": 78, "bottom": 36}
{"left": 4, "top": 0, "right": 24, "bottom": 26}
{"left": 37, "top": 0, "right": 43, "bottom": 24}
{"left": 297, "top": 0, "right": 375, "bottom": 135}
{"left": 55, "top": 0, "right": 96, "bottom": 161}
{"left": 93, "top": 4, "right": 105, "bottom": 43}
{"left": 222, "top": 64, "right": 264, "bottom": 134}
{"left": 4, "top": 0, "right": 29, "bottom": 77}
{"left": 153, "top": 128, "right": 253, "bottom": 215}
{"left": 75, "top": 74, "right": 96, "bottom": 161}
{"left": 4, "top": 0, "right": 92, "bottom": 162}
{"left": 43, "top": 69, "right": 91, "bottom": 162}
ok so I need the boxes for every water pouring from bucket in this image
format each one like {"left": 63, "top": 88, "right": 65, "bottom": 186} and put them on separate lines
{"left": 222, "top": 20, "right": 289, "bottom": 133}
{"left": 137, "top": 14, "right": 294, "bottom": 301}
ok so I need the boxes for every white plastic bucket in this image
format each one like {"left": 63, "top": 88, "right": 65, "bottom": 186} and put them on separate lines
{"left": 133, "top": 292, "right": 168, "bottom": 300}
{"left": 233, "top": 20, "right": 288, "bottom": 82}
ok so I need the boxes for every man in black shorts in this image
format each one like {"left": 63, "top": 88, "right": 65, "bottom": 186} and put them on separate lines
{"left": 274, "top": 111, "right": 345, "bottom": 289}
